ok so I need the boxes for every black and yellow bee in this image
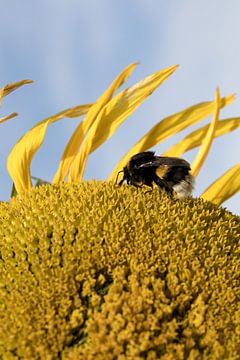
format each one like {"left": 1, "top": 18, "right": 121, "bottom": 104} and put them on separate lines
{"left": 117, "top": 151, "right": 194, "bottom": 199}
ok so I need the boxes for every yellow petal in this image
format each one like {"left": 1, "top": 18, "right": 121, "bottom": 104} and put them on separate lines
{"left": 0, "top": 80, "right": 31, "bottom": 124}
{"left": 191, "top": 88, "right": 220, "bottom": 177}
{"left": 90, "top": 64, "right": 179, "bottom": 154}
{"left": 68, "top": 64, "right": 179, "bottom": 182}
{"left": 109, "top": 93, "right": 235, "bottom": 181}
{"left": 53, "top": 63, "right": 137, "bottom": 184}
{"left": 0, "top": 112, "right": 18, "bottom": 124}
{"left": 162, "top": 117, "right": 240, "bottom": 157}
{"left": 1, "top": 79, "right": 33, "bottom": 97}
{"left": 201, "top": 163, "right": 240, "bottom": 205}
{"left": 0, "top": 79, "right": 32, "bottom": 107}
{"left": 0, "top": 88, "right": 3, "bottom": 107}
{"left": 7, "top": 104, "right": 92, "bottom": 194}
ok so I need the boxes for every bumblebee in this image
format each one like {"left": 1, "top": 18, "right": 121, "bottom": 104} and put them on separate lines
{"left": 117, "top": 151, "right": 194, "bottom": 199}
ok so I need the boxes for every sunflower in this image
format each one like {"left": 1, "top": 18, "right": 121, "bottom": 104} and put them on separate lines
{"left": 0, "top": 65, "right": 239, "bottom": 359}
{"left": 2, "top": 64, "right": 239, "bottom": 206}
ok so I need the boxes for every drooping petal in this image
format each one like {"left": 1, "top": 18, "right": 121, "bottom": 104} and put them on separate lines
{"left": 0, "top": 112, "right": 18, "bottom": 123}
{"left": 7, "top": 104, "right": 92, "bottom": 193}
{"left": 0, "top": 80, "right": 32, "bottom": 121}
{"left": 68, "top": 64, "right": 179, "bottom": 182}
{"left": 109, "top": 93, "right": 235, "bottom": 181}
{"left": 191, "top": 88, "right": 220, "bottom": 177}
{"left": 53, "top": 63, "right": 137, "bottom": 184}
{"left": 201, "top": 163, "right": 240, "bottom": 205}
{"left": 162, "top": 117, "right": 240, "bottom": 157}
{"left": 0, "top": 79, "right": 33, "bottom": 122}
{"left": 1, "top": 79, "right": 33, "bottom": 97}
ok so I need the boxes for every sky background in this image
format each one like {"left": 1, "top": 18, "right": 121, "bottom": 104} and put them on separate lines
{"left": 0, "top": 0, "right": 239, "bottom": 214}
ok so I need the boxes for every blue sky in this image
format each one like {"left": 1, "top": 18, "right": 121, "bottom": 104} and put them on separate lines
{"left": 0, "top": 0, "right": 239, "bottom": 213}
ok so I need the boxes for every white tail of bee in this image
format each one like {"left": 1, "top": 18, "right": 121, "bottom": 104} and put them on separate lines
{"left": 173, "top": 174, "right": 195, "bottom": 199}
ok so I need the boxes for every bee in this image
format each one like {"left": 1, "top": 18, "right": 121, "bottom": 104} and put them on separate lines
{"left": 117, "top": 151, "right": 194, "bottom": 199}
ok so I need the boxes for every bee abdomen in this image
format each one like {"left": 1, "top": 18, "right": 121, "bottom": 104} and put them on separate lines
{"left": 173, "top": 174, "right": 195, "bottom": 199}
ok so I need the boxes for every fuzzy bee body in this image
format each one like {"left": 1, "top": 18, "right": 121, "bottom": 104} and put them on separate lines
{"left": 118, "top": 151, "right": 194, "bottom": 199}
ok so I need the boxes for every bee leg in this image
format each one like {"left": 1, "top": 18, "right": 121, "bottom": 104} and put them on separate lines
{"left": 131, "top": 184, "right": 141, "bottom": 188}
{"left": 144, "top": 182, "right": 153, "bottom": 194}
{"left": 118, "top": 179, "right": 125, "bottom": 186}
{"left": 129, "top": 181, "right": 142, "bottom": 188}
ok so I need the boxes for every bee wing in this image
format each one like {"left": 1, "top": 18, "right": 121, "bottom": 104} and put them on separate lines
{"left": 138, "top": 156, "right": 191, "bottom": 169}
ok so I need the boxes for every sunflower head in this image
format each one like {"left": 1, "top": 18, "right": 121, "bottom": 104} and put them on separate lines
{"left": 0, "top": 182, "right": 239, "bottom": 358}
{"left": 0, "top": 65, "right": 239, "bottom": 359}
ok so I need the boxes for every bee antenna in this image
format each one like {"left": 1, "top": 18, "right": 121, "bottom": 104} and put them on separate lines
{"left": 116, "top": 170, "right": 124, "bottom": 184}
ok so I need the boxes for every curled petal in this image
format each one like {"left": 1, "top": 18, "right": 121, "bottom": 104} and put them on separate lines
{"left": 191, "top": 88, "right": 220, "bottom": 177}
{"left": 7, "top": 104, "right": 92, "bottom": 193}
{"left": 68, "top": 64, "right": 179, "bottom": 182}
{"left": 53, "top": 63, "right": 137, "bottom": 184}
{"left": 109, "top": 93, "right": 235, "bottom": 181}
{"left": 162, "top": 117, "right": 240, "bottom": 157}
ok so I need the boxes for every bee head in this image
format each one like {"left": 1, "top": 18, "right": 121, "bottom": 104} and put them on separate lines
{"left": 116, "top": 166, "right": 130, "bottom": 186}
